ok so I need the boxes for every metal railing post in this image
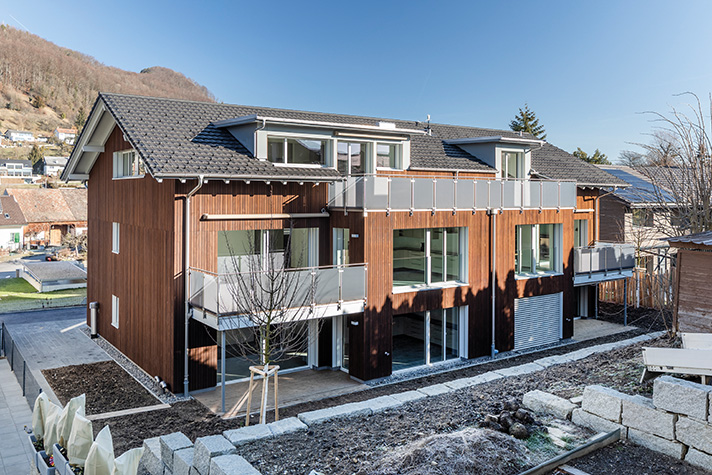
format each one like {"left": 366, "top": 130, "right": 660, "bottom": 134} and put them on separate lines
{"left": 432, "top": 178, "right": 437, "bottom": 215}
{"left": 386, "top": 177, "right": 392, "bottom": 216}
{"left": 452, "top": 178, "right": 457, "bottom": 215}
{"left": 472, "top": 179, "right": 477, "bottom": 214}
{"left": 410, "top": 178, "right": 415, "bottom": 216}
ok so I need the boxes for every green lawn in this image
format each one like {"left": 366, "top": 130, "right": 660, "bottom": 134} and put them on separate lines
{"left": 0, "top": 278, "right": 86, "bottom": 313}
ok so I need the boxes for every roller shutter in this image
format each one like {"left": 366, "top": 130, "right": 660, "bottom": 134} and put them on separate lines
{"left": 514, "top": 292, "right": 562, "bottom": 351}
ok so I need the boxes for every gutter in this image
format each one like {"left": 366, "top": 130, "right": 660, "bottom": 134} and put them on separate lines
{"left": 184, "top": 175, "right": 204, "bottom": 397}
{"left": 489, "top": 208, "right": 500, "bottom": 357}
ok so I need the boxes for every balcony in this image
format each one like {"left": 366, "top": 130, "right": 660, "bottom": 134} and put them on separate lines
{"left": 328, "top": 175, "right": 577, "bottom": 214}
{"left": 189, "top": 264, "right": 367, "bottom": 330}
{"left": 573, "top": 243, "right": 636, "bottom": 286}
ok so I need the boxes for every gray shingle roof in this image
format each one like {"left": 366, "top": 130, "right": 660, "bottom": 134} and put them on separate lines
{"left": 96, "top": 93, "right": 625, "bottom": 186}
{"left": 668, "top": 231, "right": 712, "bottom": 246}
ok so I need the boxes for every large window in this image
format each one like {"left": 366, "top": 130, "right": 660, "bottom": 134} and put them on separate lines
{"left": 632, "top": 209, "right": 653, "bottom": 227}
{"left": 393, "top": 227, "right": 465, "bottom": 288}
{"left": 376, "top": 143, "right": 402, "bottom": 169}
{"left": 218, "top": 228, "right": 318, "bottom": 273}
{"left": 113, "top": 150, "right": 144, "bottom": 178}
{"left": 268, "top": 137, "right": 328, "bottom": 166}
{"left": 337, "top": 142, "right": 368, "bottom": 175}
{"left": 392, "top": 307, "right": 464, "bottom": 371}
{"left": 502, "top": 151, "right": 525, "bottom": 179}
{"left": 515, "top": 224, "right": 562, "bottom": 276}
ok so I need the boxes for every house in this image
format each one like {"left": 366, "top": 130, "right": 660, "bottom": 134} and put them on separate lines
{"left": 0, "top": 159, "right": 33, "bottom": 178}
{"left": 54, "top": 127, "right": 77, "bottom": 144}
{"left": 0, "top": 195, "right": 26, "bottom": 251}
{"left": 62, "top": 93, "right": 632, "bottom": 394}
{"left": 6, "top": 188, "right": 87, "bottom": 247}
{"left": 43, "top": 156, "right": 69, "bottom": 176}
{"left": 597, "top": 165, "right": 680, "bottom": 275}
{"left": 668, "top": 232, "right": 712, "bottom": 333}
{"left": 5, "top": 129, "right": 34, "bottom": 142}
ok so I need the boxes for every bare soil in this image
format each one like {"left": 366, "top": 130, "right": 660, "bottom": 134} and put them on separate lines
{"left": 42, "top": 360, "right": 158, "bottom": 415}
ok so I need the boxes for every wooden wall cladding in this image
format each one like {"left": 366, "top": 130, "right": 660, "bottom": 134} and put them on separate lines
{"left": 88, "top": 126, "right": 179, "bottom": 390}
{"left": 576, "top": 188, "right": 600, "bottom": 243}
{"left": 675, "top": 249, "right": 712, "bottom": 333}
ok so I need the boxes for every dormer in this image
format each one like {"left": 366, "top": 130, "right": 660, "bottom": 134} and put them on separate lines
{"left": 444, "top": 136, "right": 545, "bottom": 179}
{"left": 213, "top": 115, "right": 426, "bottom": 174}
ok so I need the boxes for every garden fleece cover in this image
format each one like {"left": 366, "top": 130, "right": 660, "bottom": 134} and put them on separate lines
{"left": 31, "top": 392, "right": 50, "bottom": 440}
{"left": 43, "top": 401, "right": 62, "bottom": 456}
{"left": 85, "top": 425, "right": 115, "bottom": 475}
{"left": 111, "top": 447, "right": 144, "bottom": 475}
{"left": 58, "top": 394, "right": 86, "bottom": 447}
{"left": 68, "top": 413, "right": 93, "bottom": 466}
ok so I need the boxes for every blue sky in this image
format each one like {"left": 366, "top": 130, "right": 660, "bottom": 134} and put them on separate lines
{"left": 3, "top": 0, "right": 712, "bottom": 162}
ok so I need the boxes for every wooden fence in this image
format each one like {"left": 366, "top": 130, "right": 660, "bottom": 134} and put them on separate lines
{"left": 599, "top": 269, "right": 675, "bottom": 309}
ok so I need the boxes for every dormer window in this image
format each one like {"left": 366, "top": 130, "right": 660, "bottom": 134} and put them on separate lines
{"left": 113, "top": 150, "right": 144, "bottom": 178}
{"left": 337, "top": 142, "right": 369, "bottom": 175}
{"left": 376, "top": 143, "right": 402, "bottom": 169}
{"left": 268, "top": 137, "right": 328, "bottom": 166}
{"left": 503, "top": 151, "right": 525, "bottom": 179}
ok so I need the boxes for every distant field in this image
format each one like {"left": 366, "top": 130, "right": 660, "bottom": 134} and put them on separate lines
{"left": 0, "top": 277, "right": 86, "bottom": 313}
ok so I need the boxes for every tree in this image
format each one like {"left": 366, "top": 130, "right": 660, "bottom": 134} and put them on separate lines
{"left": 510, "top": 103, "right": 547, "bottom": 140}
{"left": 28, "top": 144, "right": 44, "bottom": 172}
{"left": 74, "top": 106, "right": 86, "bottom": 130}
{"left": 219, "top": 223, "right": 322, "bottom": 422}
{"left": 619, "top": 150, "right": 645, "bottom": 167}
{"left": 573, "top": 147, "right": 611, "bottom": 165}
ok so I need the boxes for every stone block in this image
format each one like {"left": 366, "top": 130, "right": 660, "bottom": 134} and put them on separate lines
{"left": 368, "top": 395, "right": 404, "bottom": 413}
{"left": 686, "top": 448, "right": 712, "bottom": 471}
{"left": 494, "top": 362, "right": 544, "bottom": 377}
{"left": 571, "top": 409, "right": 628, "bottom": 439}
{"left": 416, "top": 383, "right": 452, "bottom": 397}
{"left": 390, "top": 390, "right": 427, "bottom": 404}
{"left": 209, "top": 454, "right": 261, "bottom": 475}
{"left": 570, "top": 396, "right": 583, "bottom": 405}
{"left": 193, "top": 435, "right": 236, "bottom": 475}
{"left": 522, "top": 390, "right": 577, "bottom": 420}
{"left": 581, "top": 385, "right": 628, "bottom": 422}
{"left": 141, "top": 437, "right": 166, "bottom": 475}
{"left": 654, "top": 376, "right": 711, "bottom": 421}
{"left": 444, "top": 372, "right": 502, "bottom": 390}
{"left": 267, "top": 417, "right": 308, "bottom": 437}
{"left": 676, "top": 417, "right": 712, "bottom": 454}
{"left": 160, "top": 432, "right": 193, "bottom": 472}
{"left": 628, "top": 428, "right": 686, "bottom": 459}
{"left": 224, "top": 424, "right": 272, "bottom": 446}
{"left": 297, "top": 402, "right": 371, "bottom": 426}
{"left": 622, "top": 395, "right": 677, "bottom": 440}
{"left": 532, "top": 355, "right": 567, "bottom": 368}
{"left": 173, "top": 448, "right": 194, "bottom": 475}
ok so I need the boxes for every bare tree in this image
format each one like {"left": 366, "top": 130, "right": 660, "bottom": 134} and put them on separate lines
{"left": 219, "top": 224, "right": 322, "bottom": 422}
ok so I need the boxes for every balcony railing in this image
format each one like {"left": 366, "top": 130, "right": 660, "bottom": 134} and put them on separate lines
{"left": 573, "top": 242, "right": 636, "bottom": 285}
{"left": 189, "top": 264, "right": 367, "bottom": 317}
{"left": 328, "top": 175, "right": 577, "bottom": 213}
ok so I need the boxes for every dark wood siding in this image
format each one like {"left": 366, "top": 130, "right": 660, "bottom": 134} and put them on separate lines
{"left": 675, "top": 249, "right": 712, "bottom": 332}
{"left": 598, "top": 195, "right": 627, "bottom": 242}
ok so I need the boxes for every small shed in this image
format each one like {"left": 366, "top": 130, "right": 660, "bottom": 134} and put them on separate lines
{"left": 668, "top": 232, "right": 712, "bottom": 332}
{"left": 21, "top": 261, "right": 87, "bottom": 292}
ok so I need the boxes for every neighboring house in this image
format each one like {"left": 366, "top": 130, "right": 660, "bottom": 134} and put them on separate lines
{"left": 44, "top": 156, "right": 69, "bottom": 176}
{"left": 62, "top": 93, "right": 631, "bottom": 393}
{"left": 668, "top": 232, "right": 712, "bottom": 333}
{"left": 597, "top": 165, "right": 679, "bottom": 275}
{"left": 6, "top": 188, "right": 87, "bottom": 247}
{"left": 0, "top": 195, "right": 26, "bottom": 251}
{"left": 54, "top": 127, "right": 77, "bottom": 144}
{"left": 0, "top": 159, "right": 33, "bottom": 177}
{"left": 5, "top": 129, "right": 34, "bottom": 142}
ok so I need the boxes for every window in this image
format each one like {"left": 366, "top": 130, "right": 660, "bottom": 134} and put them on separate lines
{"left": 574, "top": 219, "right": 588, "bottom": 248}
{"left": 113, "top": 150, "right": 144, "bottom": 178}
{"left": 337, "top": 142, "right": 368, "bottom": 175}
{"left": 515, "top": 224, "right": 562, "bottom": 276}
{"left": 333, "top": 228, "right": 350, "bottom": 265}
{"left": 632, "top": 209, "right": 653, "bottom": 227}
{"left": 11, "top": 233, "right": 19, "bottom": 243}
{"left": 268, "top": 137, "right": 328, "bottom": 166}
{"left": 218, "top": 228, "right": 318, "bottom": 273}
{"left": 502, "top": 151, "right": 525, "bottom": 179}
{"left": 112, "top": 223, "right": 120, "bottom": 254}
{"left": 393, "top": 227, "right": 466, "bottom": 288}
{"left": 111, "top": 295, "right": 119, "bottom": 329}
{"left": 376, "top": 143, "right": 401, "bottom": 169}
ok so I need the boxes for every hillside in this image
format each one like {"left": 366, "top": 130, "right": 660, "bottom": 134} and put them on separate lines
{"left": 0, "top": 24, "right": 215, "bottom": 143}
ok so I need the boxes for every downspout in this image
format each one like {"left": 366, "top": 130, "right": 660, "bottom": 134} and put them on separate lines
{"left": 184, "top": 175, "right": 205, "bottom": 397}
{"left": 490, "top": 209, "right": 498, "bottom": 358}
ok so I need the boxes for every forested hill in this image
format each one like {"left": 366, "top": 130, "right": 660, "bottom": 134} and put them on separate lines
{"left": 0, "top": 24, "right": 215, "bottom": 137}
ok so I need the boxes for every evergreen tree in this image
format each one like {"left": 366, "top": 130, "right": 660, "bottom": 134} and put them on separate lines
{"left": 28, "top": 144, "right": 44, "bottom": 174}
{"left": 74, "top": 106, "right": 86, "bottom": 130}
{"left": 509, "top": 103, "right": 547, "bottom": 140}
{"left": 573, "top": 147, "right": 611, "bottom": 165}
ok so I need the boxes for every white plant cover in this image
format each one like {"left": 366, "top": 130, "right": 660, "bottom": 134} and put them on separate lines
{"left": 85, "top": 425, "right": 115, "bottom": 475}
{"left": 31, "top": 392, "right": 50, "bottom": 440}
{"left": 43, "top": 401, "right": 62, "bottom": 455}
{"left": 111, "top": 447, "right": 144, "bottom": 475}
{"left": 68, "top": 413, "right": 94, "bottom": 467}
{"left": 57, "top": 394, "right": 86, "bottom": 447}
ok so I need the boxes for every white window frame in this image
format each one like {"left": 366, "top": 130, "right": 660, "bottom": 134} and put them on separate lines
{"left": 112, "top": 222, "right": 120, "bottom": 254}
{"left": 502, "top": 151, "right": 525, "bottom": 179}
{"left": 392, "top": 227, "right": 468, "bottom": 293}
{"left": 336, "top": 141, "right": 372, "bottom": 175}
{"left": 375, "top": 142, "right": 404, "bottom": 171}
{"left": 515, "top": 223, "right": 563, "bottom": 279}
{"left": 111, "top": 295, "right": 119, "bottom": 329}
{"left": 112, "top": 150, "right": 144, "bottom": 179}
{"left": 267, "top": 136, "right": 331, "bottom": 168}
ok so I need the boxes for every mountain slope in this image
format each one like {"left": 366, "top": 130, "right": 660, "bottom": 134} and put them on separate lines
{"left": 0, "top": 24, "right": 215, "bottom": 137}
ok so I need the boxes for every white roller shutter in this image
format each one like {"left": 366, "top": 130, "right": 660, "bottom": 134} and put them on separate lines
{"left": 514, "top": 292, "right": 562, "bottom": 351}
